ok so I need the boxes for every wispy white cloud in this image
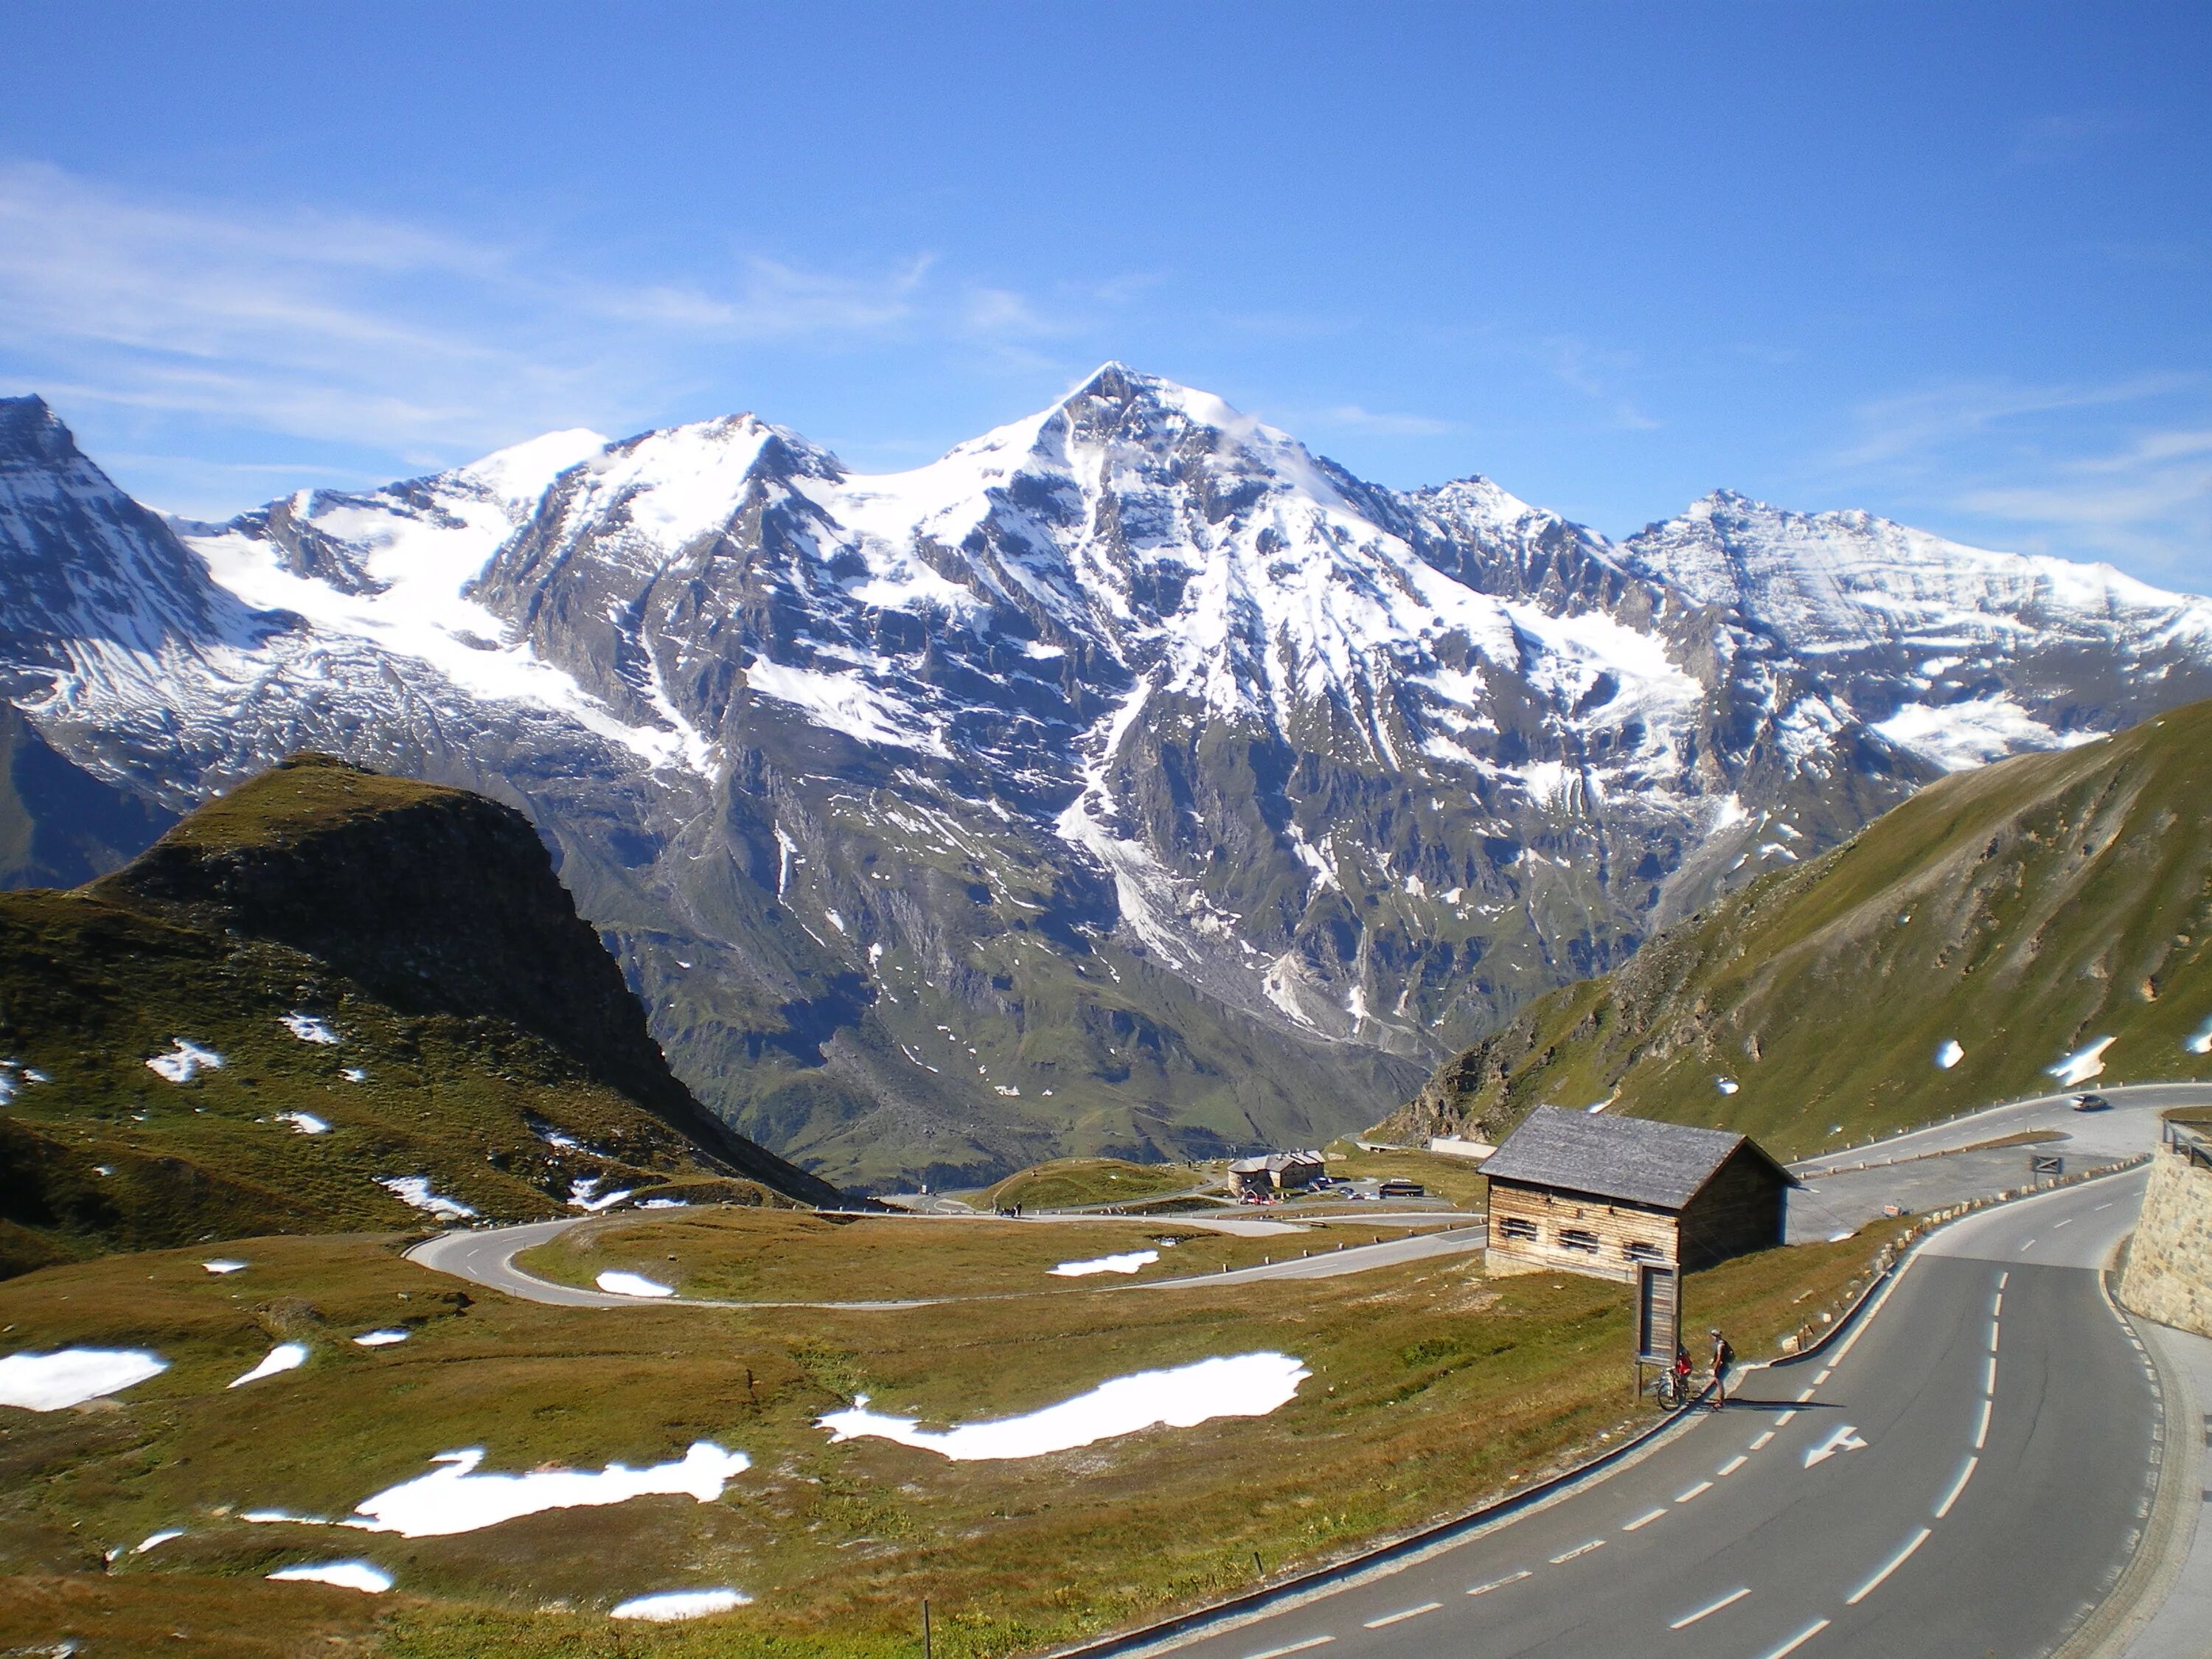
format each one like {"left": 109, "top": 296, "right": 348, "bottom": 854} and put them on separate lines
{"left": 0, "top": 162, "right": 1105, "bottom": 501}
{"left": 1829, "top": 373, "right": 2212, "bottom": 577}
{"left": 1535, "top": 335, "right": 1658, "bottom": 431}
{"left": 1307, "top": 403, "right": 1461, "bottom": 438}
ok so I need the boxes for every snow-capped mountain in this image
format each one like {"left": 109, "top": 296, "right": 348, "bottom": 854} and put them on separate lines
{"left": 6, "top": 366, "right": 2210, "bottom": 1189}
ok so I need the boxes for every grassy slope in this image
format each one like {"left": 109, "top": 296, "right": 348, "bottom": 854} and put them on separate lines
{"left": 513, "top": 1209, "right": 1396, "bottom": 1301}
{"left": 978, "top": 1158, "right": 1202, "bottom": 1211}
{"left": 0, "top": 762, "right": 782, "bottom": 1276}
{"left": 1380, "top": 698, "right": 2212, "bottom": 1160}
{"left": 0, "top": 1221, "right": 1896, "bottom": 1659}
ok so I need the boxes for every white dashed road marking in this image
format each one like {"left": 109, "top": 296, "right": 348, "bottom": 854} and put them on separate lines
{"left": 1717, "top": 1454, "right": 1748, "bottom": 1477}
{"left": 1668, "top": 1587, "right": 1750, "bottom": 1630}
{"left": 1549, "top": 1539, "right": 1605, "bottom": 1564}
{"left": 1759, "top": 1617, "right": 1832, "bottom": 1658}
{"left": 1363, "top": 1603, "right": 1439, "bottom": 1630}
{"left": 1676, "top": 1481, "right": 1714, "bottom": 1503}
{"left": 1846, "top": 1527, "right": 1933, "bottom": 1605}
{"left": 1751, "top": 1430, "right": 1775, "bottom": 1450}
{"left": 1466, "top": 1570, "right": 1531, "bottom": 1598}
{"left": 1935, "top": 1455, "right": 1978, "bottom": 1519}
{"left": 1623, "top": 1508, "right": 1667, "bottom": 1531}
{"left": 1974, "top": 1398, "right": 1992, "bottom": 1450}
{"left": 1244, "top": 1639, "right": 1332, "bottom": 1659}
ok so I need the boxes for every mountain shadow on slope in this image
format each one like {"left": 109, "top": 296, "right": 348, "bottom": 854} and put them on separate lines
{"left": 0, "top": 702, "right": 174, "bottom": 890}
{"left": 1379, "top": 699, "right": 2212, "bottom": 1159}
{"left": 0, "top": 754, "right": 845, "bottom": 1276}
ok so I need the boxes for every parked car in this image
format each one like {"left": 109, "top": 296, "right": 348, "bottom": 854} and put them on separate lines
{"left": 2070, "top": 1092, "right": 2110, "bottom": 1112}
{"left": 1377, "top": 1178, "right": 1426, "bottom": 1197}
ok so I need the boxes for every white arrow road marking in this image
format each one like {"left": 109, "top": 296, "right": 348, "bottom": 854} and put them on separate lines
{"left": 1804, "top": 1425, "right": 1869, "bottom": 1468}
{"left": 1549, "top": 1539, "right": 1605, "bottom": 1564}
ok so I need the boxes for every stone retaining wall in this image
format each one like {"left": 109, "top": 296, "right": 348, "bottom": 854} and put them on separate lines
{"left": 2119, "top": 1147, "right": 2212, "bottom": 1338}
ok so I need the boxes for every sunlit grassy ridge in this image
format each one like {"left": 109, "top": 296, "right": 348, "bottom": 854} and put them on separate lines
{"left": 1384, "top": 698, "right": 2212, "bottom": 1159}
{"left": 978, "top": 1157, "right": 1200, "bottom": 1211}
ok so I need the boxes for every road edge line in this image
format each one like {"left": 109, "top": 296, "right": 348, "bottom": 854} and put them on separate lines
{"left": 2050, "top": 1253, "right": 2198, "bottom": 1659}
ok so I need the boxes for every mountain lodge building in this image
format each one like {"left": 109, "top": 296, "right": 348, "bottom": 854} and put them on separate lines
{"left": 1479, "top": 1107, "right": 1795, "bottom": 1282}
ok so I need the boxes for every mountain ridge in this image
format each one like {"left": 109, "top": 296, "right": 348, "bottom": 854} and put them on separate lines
{"left": 1, "top": 751, "right": 840, "bottom": 1276}
{"left": 6, "top": 369, "right": 2211, "bottom": 1188}
{"left": 1377, "top": 695, "right": 2212, "bottom": 1159}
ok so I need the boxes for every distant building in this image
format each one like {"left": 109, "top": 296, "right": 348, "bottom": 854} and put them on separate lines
{"left": 1229, "top": 1150, "right": 1326, "bottom": 1196}
{"left": 1479, "top": 1107, "right": 1795, "bottom": 1282}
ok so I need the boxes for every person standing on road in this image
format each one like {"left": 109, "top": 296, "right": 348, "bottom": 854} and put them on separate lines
{"left": 1709, "top": 1327, "right": 1735, "bottom": 1406}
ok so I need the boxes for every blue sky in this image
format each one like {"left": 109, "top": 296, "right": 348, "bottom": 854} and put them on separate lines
{"left": 2, "top": 2, "right": 2207, "bottom": 583}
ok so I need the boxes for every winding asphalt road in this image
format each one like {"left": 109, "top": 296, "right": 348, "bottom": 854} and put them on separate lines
{"left": 405, "top": 1214, "right": 1489, "bottom": 1310}
{"left": 1117, "top": 1166, "right": 2165, "bottom": 1659}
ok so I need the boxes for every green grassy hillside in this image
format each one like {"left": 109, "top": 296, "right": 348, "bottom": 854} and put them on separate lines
{"left": 979, "top": 1156, "right": 1201, "bottom": 1211}
{"left": 0, "top": 756, "right": 838, "bottom": 1276}
{"left": 1380, "top": 698, "right": 2212, "bottom": 1160}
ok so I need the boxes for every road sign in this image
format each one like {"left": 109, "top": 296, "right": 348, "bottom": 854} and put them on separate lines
{"left": 2030, "top": 1153, "right": 2064, "bottom": 1176}
{"left": 1635, "top": 1263, "right": 1679, "bottom": 1364}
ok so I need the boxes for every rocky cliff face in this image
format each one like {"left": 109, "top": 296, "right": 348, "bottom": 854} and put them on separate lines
{"left": 6, "top": 373, "right": 2212, "bottom": 1189}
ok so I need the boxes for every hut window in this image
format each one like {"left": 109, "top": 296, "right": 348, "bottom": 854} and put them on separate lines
{"left": 1624, "top": 1240, "right": 1663, "bottom": 1263}
{"left": 1498, "top": 1216, "right": 1538, "bottom": 1241}
{"left": 1559, "top": 1228, "right": 1600, "bottom": 1253}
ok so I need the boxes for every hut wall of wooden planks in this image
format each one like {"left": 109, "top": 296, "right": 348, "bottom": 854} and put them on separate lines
{"left": 1479, "top": 1107, "right": 1795, "bottom": 1284}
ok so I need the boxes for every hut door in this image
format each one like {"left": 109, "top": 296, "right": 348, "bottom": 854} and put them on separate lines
{"left": 1635, "top": 1263, "right": 1679, "bottom": 1365}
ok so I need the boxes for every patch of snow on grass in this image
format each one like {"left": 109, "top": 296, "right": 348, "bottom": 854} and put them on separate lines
{"left": 1049, "top": 1251, "right": 1159, "bottom": 1278}
{"left": 597, "top": 1270, "right": 675, "bottom": 1298}
{"left": 203, "top": 1259, "right": 248, "bottom": 1274}
{"left": 352, "top": 1330, "right": 410, "bottom": 1347}
{"left": 0, "top": 1349, "right": 169, "bottom": 1411}
{"left": 278, "top": 1112, "right": 329, "bottom": 1135}
{"left": 135, "top": 1528, "right": 184, "bottom": 1554}
{"left": 817, "top": 1352, "right": 1309, "bottom": 1461}
{"left": 146, "top": 1039, "right": 223, "bottom": 1083}
{"left": 2187, "top": 1017, "right": 2212, "bottom": 1055}
{"left": 1715, "top": 1077, "right": 1739, "bottom": 1095}
{"left": 567, "top": 1175, "right": 635, "bottom": 1212}
{"left": 229, "top": 1343, "right": 308, "bottom": 1388}
{"left": 266, "top": 1561, "right": 392, "bottom": 1593}
{"left": 341, "top": 1068, "right": 368, "bottom": 1083}
{"left": 349, "top": 1442, "right": 750, "bottom": 1537}
{"left": 1935, "top": 1039, "right": 1964, "bottom": 1069}
{"left": 611, "top": 1588, "right": 753, "bottom": 1622}
{"left": 2048, "top": 1037, "right": 2115, "bottom": 1088}
{"left": 281, "top": 1012, "right": 339, "bottom": 1045}
{"left": 378, "top": 1176, "right": 476, "bottom": 1220}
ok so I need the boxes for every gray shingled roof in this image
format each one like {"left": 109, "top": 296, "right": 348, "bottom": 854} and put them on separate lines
{"left": 1478, "top": 1107, "right": 1795, "bottom": 1210}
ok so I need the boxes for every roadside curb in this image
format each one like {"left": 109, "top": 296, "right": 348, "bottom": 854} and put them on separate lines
{"left": 1042, "top": 1153, "right": 2156, "bottom": 1659}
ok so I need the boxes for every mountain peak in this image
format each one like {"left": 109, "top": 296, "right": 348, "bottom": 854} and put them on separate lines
{"left": 0, "top": 394, "right": 80, "bottom": 468}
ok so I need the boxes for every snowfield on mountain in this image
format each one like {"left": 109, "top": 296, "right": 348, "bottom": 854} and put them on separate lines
{"left": 6, "top": 369, "right": 2212, "bottom": 1189}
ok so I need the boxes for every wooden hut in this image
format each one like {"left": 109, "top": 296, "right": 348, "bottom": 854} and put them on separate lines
{"left": 1479, "top": 1107, "right": 1795, "bottom": 1282}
